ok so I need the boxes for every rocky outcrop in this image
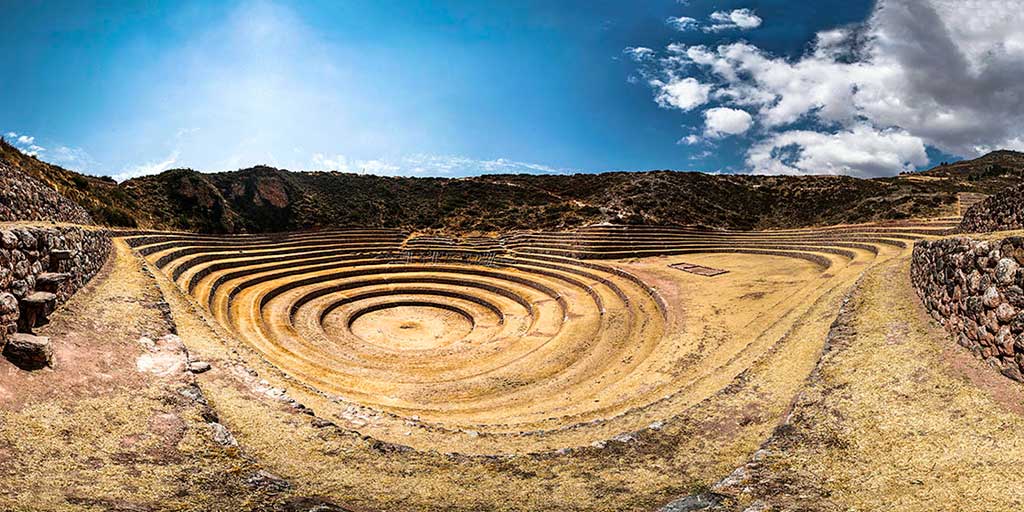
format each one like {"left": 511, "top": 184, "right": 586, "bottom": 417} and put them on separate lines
{"left": 959, "top": 182, "right": 1024, "bottom": 233}
{"left": 0, "top": 160, "right": 94, "bottom": 224}
{"left": 911, "top": 236, "right": 1024, "bottom": 381}
{"left": 0, "top": 226, "right": 111, "bottom": 363}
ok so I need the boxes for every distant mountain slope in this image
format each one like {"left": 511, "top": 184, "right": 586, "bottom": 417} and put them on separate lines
{"left": 916, "top": 150, "right": 1024, "bottom": 190}
{"left": 2, "top": 140, "right": 1022, "bottom": 234}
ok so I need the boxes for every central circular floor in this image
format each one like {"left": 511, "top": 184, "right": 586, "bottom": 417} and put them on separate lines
{"left": 348, "top": 303, "right": 474, "bottom": 350}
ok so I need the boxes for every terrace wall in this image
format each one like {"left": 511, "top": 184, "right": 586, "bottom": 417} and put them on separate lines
{"left": 0, "top": 161, "right": 94, "bottom": 224}
{"left": 0, "top": 226, "right": 111, "bottom": 347}
{"left": 959, "top": 182, "right": 1024, "bottom": 233}
{"left": 911, "top": 236, "right": 1024, "bottom": 381}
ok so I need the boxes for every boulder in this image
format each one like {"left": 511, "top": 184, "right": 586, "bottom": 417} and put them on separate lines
{"left": 2, "top": 333, "right": 53, "bottom": 370}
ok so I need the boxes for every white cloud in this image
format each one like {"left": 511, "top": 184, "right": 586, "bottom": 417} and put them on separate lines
{"left": 630, "top": 0, "right": 1024, "bottom": 175}
{"left": 311, "top": 153, "right": 351, "bottom": 171}
{"left": 4, "top": 131, "right": 45, "bottom": 156}
{"left": 746, "top": 125, "right": 928, "bottom": 177}
{"left": 666, "top": 16, "right": 699, "bottom": 31}
{"left": 312, "top": 153, "right": 568, "bottom": 176}
{"left": 623, "top": 46, "right": 655, "bottom": 62}
{"left": 704, "top": 107, "right": 753, "bottom": 137}
{"left": 49, "top": 146, "right": 98, "bottom": 172}
{"left": 679, "top": 134, "right": 703, "bottom": 145}
{"left": 115, "top": 150, "right": 181, "bottom": 182}
{"left": 706, "top": 8, "right": 762, "bottom": 32}
{"left": 356, "top": 159, "right": 400, "bottom": 175}
{"left": 651, "top": 77, "right": 711, "bottom": 111}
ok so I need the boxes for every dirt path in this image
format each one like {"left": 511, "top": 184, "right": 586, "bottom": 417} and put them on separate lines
{"left": 714, "top": 254, "right": 1024, "bottom": 511}
{"left": 0, "top": 239, "right": 314, "bottom": 511}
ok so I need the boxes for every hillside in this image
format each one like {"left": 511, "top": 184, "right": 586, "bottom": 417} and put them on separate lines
{"left": 917, "top": 150, "right": 1024, "bottom": 189}
{"left": 0, "top": 140, "right": 139, "bottom": 226}
{"left": 3, "top": 140, "right": 1023, "bottom": 234}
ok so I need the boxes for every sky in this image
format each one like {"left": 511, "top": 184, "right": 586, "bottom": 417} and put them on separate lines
{"left": 1, "top": 0, "right": 1022, "bottom": 180}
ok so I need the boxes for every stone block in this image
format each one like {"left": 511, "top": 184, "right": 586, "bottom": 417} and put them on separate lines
{"left": 2, "top": 333, "right": 52, "bottom": 370}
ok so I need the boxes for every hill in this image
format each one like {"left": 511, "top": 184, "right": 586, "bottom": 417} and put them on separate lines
{"left": 3, "top": 140, "right": 1023, "bottom": 233}
{"left": 0, "top": 140, "right": 140, "bottom": 226}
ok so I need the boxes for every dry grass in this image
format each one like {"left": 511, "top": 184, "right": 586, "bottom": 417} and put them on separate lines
{"left": 0, "top": 240, "right": 284, "bottom": 511}
{"left": 731, "top": 254, "right": 1024, "bottom": 511}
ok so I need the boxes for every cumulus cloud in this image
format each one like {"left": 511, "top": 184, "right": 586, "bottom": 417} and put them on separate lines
{"left": 629, "top": 0, "right": 1024, "bottom": 176}
{"left": 666, "top": 16, "right": 699, "bottom": 31}
{"left": 706, "top": 8, "right": 762, "bottom": 32}
{"left": 704, "top": 107, "right": 753, "bottom": 137}
{"left": 651, "top": 77, "right": 711, "bottom": 111}
{"left": 4, "top": 131, "right": 45, "bottom": 156}
{"left": 746, "top": 125, "right": 928, "bottom": 177}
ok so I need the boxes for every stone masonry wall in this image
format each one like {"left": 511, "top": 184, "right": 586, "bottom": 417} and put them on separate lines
{"left": 960, "top": 181, "right": 1024, "bottom": 233}
{"left": 0, "top": 161, "right": 94, "bottom": 224}
{"left": 911, "top": 236, "right": 1024, "bottom": 381}
{"left": 0, "top": 226, "right": 111, "bottom": 347}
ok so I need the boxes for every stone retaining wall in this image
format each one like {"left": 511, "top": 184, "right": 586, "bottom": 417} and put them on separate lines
{"left": 960, "top": 182, "right": 1024, "bottom": 233}
{"left": 911, "top": 236, "right": 1024, "bottom": 381}
{"left": 0, "top": 161, "right": 94, "bottom": 224}
{"left": 0, "top": 226, "right": 111, "bottom": 347}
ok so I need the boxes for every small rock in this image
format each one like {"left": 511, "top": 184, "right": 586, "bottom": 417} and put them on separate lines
{"left": 0, "top": 292, "right": 18, "bottom": 315}
{"left": 982, "top": 286, "right": 1001, "bottom": 308}
{"left": 246, "top": 470, "right": 291, "bottom": 493}
{"left": 996, "top": 303, "right": 1017, "bottom": 323}
{"left": 177, "top": 383, "right": 208, "bottom": 405}
{"left": 2, "top": 333, "right": 53, "bottom": 370}
{"left": 0, "top": 231, "right": 17, "bottom": 249}
{"left": 187, "top": 361, "right": 212, "bottom": 374}
{"left": 609, "top": 432, "right": 635, "bottom": 444}
{"left": 311, "top": 417, "right": 335, "bottom": 429}
{"left": 210, "top": 422, "right": 237, "bottom": 446}
{"left": 996, "top": 258, "right": 1020, "bottom": 285}
{"left": 659, "top": 492, "right": 725, "bottom": 512}
{"left": 1001, "top": 365, "right": 1024, "bottom": 382}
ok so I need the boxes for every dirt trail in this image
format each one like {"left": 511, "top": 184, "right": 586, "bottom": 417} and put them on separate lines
{"left": 712, "top": 254, "right": 1024, "bottom": 511}
{"left": 0, "top": 239, "right": 315, "bottom": 511}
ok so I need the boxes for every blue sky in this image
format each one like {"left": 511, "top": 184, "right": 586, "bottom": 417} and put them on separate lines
{"left": 2, "top": 0, "right": 1021, "bottom": 179}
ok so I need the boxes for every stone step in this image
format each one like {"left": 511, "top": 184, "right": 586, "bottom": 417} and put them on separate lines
{"left": 2, "top": 332, "right": 53, "bottom": 370}
{"left": 18, "top": 291, "right": 58, "bottom": 332}
{"left": 49, "top": 250, "right": 73, "bottom": 271}
{"left": 22, "top": 291, "right": 57, "bottom": 306}
{"left": 49, "top": 249, "right": 73, "bottom": 260}
{"left": 35, "top": 272, "right": 71, "bottom": 292}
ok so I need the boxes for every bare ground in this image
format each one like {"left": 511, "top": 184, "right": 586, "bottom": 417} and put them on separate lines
{"left": 713, "top": 254, "right": 1024, "bottom": 511}
{"left": 0, "top": 239, "right": 335, "bottom": 511}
